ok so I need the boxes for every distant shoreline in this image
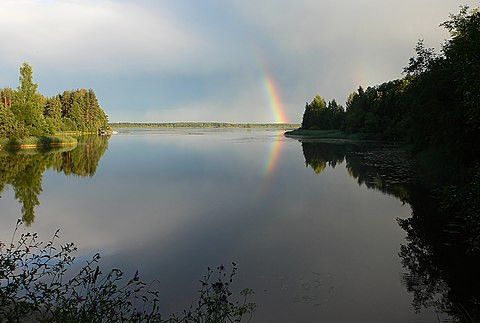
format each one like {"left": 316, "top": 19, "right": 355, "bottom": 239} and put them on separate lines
{"left": 110, "top": 122, "right": 300, "bottom": 129}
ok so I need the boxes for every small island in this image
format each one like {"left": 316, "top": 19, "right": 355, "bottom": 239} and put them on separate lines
{"left": 0, "top": 63, "right": 110, "bottom": 150}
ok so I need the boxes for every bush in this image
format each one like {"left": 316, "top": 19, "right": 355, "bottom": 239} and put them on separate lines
{"left": 0, "top": 220, "right": 255, "bottom": 322}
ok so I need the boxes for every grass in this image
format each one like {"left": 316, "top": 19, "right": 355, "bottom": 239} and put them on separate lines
{"left": 284, "top": 128, "right": 366, "bottom": 140}
{"left": 0, "top": 135, "right": 77, "bottom": 151}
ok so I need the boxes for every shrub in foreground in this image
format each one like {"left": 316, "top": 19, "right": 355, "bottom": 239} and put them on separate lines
{"left": 0, "top": 220, "right": 255, "bottom": 322}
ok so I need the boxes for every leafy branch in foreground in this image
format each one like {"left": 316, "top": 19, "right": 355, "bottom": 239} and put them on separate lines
{"left": 172, "top": 265, "right": 255, "bottom": 323}
{"left": 0, "top": 220, "right": 255, "bottom": 322}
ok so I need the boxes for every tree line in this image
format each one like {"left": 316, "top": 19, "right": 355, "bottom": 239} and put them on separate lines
{"left": 0, "top": 63, "right": 109, "bottom": 139}
{"left": 300, "top": 6, "right": 480, "bottom": 161}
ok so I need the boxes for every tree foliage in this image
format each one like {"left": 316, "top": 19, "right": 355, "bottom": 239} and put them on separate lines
{"left": 0, "top": 63, "right": 109, "bottom": 139}
{"left": 299, "top": 6, "right": 480, "bottom": 159}
{"left": 301, "top": 95, "right": 345, "bottom": 130}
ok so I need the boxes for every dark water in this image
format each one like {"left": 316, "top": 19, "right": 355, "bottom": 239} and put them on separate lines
{"left": 0, "top": 129, "right": 472, "bottom": 322}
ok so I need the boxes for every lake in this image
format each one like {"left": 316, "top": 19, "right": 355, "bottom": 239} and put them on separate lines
{"left": 0, "top": 129, "right": 452, "bottom": 322}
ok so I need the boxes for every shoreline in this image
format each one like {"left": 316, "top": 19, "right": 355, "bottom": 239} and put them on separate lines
{"left": 284, "top": 128, "right": 366, "bottom": 141}
{"left": 110, "top": 122, "right": 300, "bottom": 129}
{"left": 284, "top": 128, "right": 405, "bottom": 144}
{"left": 56, "top": 131, "right": 99, "bottom": 136}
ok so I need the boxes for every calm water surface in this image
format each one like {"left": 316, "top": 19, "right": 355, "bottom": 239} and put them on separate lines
{"left": 1, "top": 129, "right": 441, "bottom": 322}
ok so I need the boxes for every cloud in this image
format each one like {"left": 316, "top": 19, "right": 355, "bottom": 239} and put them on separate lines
{"left": 0, "top": 0, "right": 206, "bottom": 74}
{"left": 142, "top": 82, "right": 271, "bottom": 123}
{"left": 1, "top": 0, "right": 478, "bottom": 122}
{"left": 227, "top": 0, "right": 478, "bottom": 102}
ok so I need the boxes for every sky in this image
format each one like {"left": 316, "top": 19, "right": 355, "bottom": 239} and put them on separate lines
{"left": 0, "top": 0, "right": 477, "bottom": 123}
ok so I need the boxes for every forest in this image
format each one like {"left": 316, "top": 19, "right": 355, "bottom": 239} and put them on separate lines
{"left": 0, "top": 63, "right": 109, "bottom": 141}
{"left": 295, "top": 10, "right": 480, "bottom": 319}
{"left": 297, "top": 6, "right": 479, "bottom": 162}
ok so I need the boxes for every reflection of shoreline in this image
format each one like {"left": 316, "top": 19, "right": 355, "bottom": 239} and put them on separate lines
{"left": 12, "top": 142, "right": 77, "bottom": 150}
{"left": 0, "top": 144, "right": 76, "bottom": 157}
{"left": 0, "top": 136, "right": 109, "bottom": 225}
{"left": 300, "top": 139, "right": 411, "bottom": 202}
{"left": 296, "top": 138, "right": 480, "bottom": 322}
{"left": 0, "top": 136, "right": 78, "bottom": 151}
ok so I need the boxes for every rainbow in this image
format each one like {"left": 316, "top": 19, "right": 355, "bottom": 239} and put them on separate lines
{"left": 254, "top": 51, "right": 289, "bottom": 179}
{"left": 264, "top": 75, "right": 289, "bottom": 123}
{"left": 255, "top": 51, "right": 289, "bottom": 123}
{"left": 263, "top": 73, "right": 288, "bottom": 123}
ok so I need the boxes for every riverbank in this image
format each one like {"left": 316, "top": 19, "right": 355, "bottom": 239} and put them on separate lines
{"left": 110, "top": 122, "right": 300, "bottom": 129}
{"left": 56, "top": 131, "right": 98, "bottom": 136}
{"left": 284, "top": 129, "right": 367, "bottom": 140}
{"left": 0, "top": 135, "right": 78, "bottom": 151}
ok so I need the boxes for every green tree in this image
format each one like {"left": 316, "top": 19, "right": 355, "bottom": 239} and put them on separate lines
{"left": 44, "top": 96, "right": 63, "bottom": 132}
{"left": 0, "top": 103, "right": 26, "bottom": 139}
{"left": 11, "top": 63, "right": 46, "bottom": 136}
{"left": 57, "top": 89, "right": 109, "bottom": 132}
{"left": 0, "top": 88, "right": 14, "bottom": 108}
{"left": 0, "top": 89, "right": 28, "bottom": 139}
{"left": 301, "top": 95, "right": 327, "bottom": 129}
{"left": 326, "top": 99, "right": 345, "bottom": 129}
{"left": 1, "top": 63, "right": 110, "bottom": 139}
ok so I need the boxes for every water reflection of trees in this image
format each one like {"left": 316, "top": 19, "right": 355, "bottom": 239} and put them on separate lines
{"left": 0, "top": 136, "right": 109, "bottom": 225}
{"left": 52, "top": 135, "right": 109, "bottom": 177}
{"left": 300, "top": 140, "right": 480, "bottom": 322}
{"left": 302, "top": 141, "right": 411, "bottom": 202}
{"left": 398, "top": 177, "right": 480, "bottom": 322}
